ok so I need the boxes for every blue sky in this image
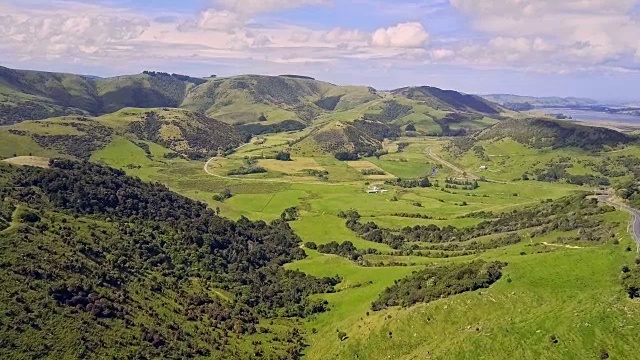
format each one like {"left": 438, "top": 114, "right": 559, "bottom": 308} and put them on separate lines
{"left": 1, "top": 0, "right": 640, "bottom": 102}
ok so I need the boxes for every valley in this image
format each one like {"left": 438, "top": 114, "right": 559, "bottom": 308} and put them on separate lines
{"left": 1, "top": 67, "right": 640, "bottom": 359}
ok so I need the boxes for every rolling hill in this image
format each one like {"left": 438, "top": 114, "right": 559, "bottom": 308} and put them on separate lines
{"left": 0, "top": 66, "right": 508, "bottom": 134}
{"left": 395, "top": 86, "right": 503, "bottom": 115}
{"left": 0, "top": 67, "right": 208, "bottom": 125}
{"left": 454, "top": 117, "right": 635, "bottom": 153}
{"left": 0, "top": 108, "right": 244, "bottom": 160}
{"left": 291, "top": 120, "right": 398, "bottom": 158}
{"left": 181, "top": 75, "right": 380, "bottom": 125}
{"left": 0, "top": 159, "right": 338, "bottom": 359}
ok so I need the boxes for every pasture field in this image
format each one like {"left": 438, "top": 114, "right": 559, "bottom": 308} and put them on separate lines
{"left": 87, "top": 133, "right": 640, "bottom": 359}
{"left": 259, "top": 158, "right": 325, "bottom": 174}
{"left": 451, "top": 138, "right": 640, "bottom": 182}
{"left": 0, "top": 129, "right": 62, "bottom": 159}
{"left": 1, "top": 156, "right": 50, "bottom": 168}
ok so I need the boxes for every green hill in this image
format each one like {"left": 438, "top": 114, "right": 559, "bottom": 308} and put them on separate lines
{"left": 466, "top": 118, "right": 635, "bottom": 151}
{"left": 0, "top": 67, "right": 96, "bottom": 124}
{"left": 291, "top": 120, "right": 398, "bottom": 157}
{"left": 97, "top": 72, "right": 204, "bottom": 113}
{"left": 181, "top": 75, "right": 381, "bottom": 125}
{"left": 0, "top": 67, "right": 205, "bottom": 125}
{"left": 0, "top": 66, "right": 509, "bottom": 135}
{"left": 393, "top": 86, "right": 504, "bottom": 115}
{"left": 0, "top": 159, "right": 338, "bottom": 359}
{"left": 0, "top": 108, "right": 244, "bottom": 160}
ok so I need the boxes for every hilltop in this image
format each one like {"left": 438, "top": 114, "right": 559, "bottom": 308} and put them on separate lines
{"left": 396, "top": 87, "right": 502, "bottom": 115}
{"left": 0, "top": 66, "right": 507, "bottom": 134}
{"left": 291, "top": 120, "right": 398, "bottom": 158}
{"left": 446, "top": 117, "right": 637, "bottom": 171}
{"left": 475, "top": 118, "right": 633, "bottom": 150}
{"left": 0, "top": 67, "right": 205, "bottom": 125}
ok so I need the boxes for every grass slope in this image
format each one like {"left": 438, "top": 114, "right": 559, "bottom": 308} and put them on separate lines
{"left": 0, "top": 160, "right": 337, "bottom": 359}
{"left": 12, "top": 127, "right": 636, "bottom": 359}
{"left": 0, "top": 108, "right": 245, "bottom": 160}
{"left": 0, "top": 66, "right": 509, "bottom": 137}
{"left": 475, "top": 118, "right": 634, "bottom": 150}
{"left": 393, "top": 86, "right": 504, "bottom": 115}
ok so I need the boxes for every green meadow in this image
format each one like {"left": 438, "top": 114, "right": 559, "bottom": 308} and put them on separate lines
{"left": 36, "top": 130, "right": 640, "bottom": 359}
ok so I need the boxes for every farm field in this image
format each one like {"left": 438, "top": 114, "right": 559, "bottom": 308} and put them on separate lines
{"left": 85, "top": 132, "right": 640, "bottom": 359}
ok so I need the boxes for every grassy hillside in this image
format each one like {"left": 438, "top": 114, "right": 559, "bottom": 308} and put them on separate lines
{"left": 0, "top": 67, "right": 204, "bottom": 125}
{"left": 10, "top": 127, "right": 635, "bottom": 359}
{"left": 96, "top": 73, "right": 201, "bottom": 113}
{"left": 0, "top": 108, "right": 245, "bottom": 160}
{"left": 0, "top": 66, "right": 509, "bottom": 136}
{"left": 473, "top": 118, "right": 634, "bottom": 151}
{"left": 291, "top": 120, "right": 399, "bottom": 158}
{"left": 0, "top": 159, "right": 340, "bottom": 359}
{"left": 180, "top": 75, "right": 380, "bottom": 125}
{"left": 0, "top": 67, "right": 95, "bottom": 125}
{"left": 393, "top": 86, "right": 504, "bottom": 115}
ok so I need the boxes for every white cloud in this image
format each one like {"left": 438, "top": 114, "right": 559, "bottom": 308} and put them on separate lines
{"left": 0, "top": 3, "right": 148, "bottom": 58}
{"left": 323, "top": 28, "right": 368, "bottom": 43}
{"left": 214, "top": 0, "right": 331, "bottom": 15}
{"left": 371, "top": 22, "right": 430, "bottom": 48}
{"left": 0, "top": 1, "right": 432, "bottom": 73}
{"left": 430, "top": 49, "right": 455, "bottom": 60}
{"left": 197, "top": 10, "right": 243, "bottom": 30}
{"left": 289, "top": 31, "right": 312, "bottom": 43}
{"left": 488, "top": 37, "right": 534, "bottom": 53}
{"left": 448, "top": 0, "right": 640, "bottom": 71}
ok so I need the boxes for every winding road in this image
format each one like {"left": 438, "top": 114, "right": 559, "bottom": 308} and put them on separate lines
{"left": 598, "top": 195, "right": 640, "bottom": 252}
{"left": 426, "top": 147, "right": 479, "bottom": 180}
{"left": 425, "top": 147, "right": 508, "bottom": 184}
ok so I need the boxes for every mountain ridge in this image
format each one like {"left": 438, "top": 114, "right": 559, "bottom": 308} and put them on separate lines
{"left": 0, "top": 65, "right": 506, "bottom": 128}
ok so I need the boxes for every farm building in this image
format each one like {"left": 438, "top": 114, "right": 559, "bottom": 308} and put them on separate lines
{"left": 366, "top": 186, "right": 388, "bottom": 194}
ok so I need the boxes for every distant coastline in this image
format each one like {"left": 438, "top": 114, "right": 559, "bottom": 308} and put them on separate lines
{"left": 526, "top": 108, "right": 640, "bottom": 131}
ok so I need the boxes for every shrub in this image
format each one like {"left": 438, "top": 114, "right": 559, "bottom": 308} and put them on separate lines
{"left": 213, "top": 189, "right": 233, "bottom": 202}
{"left": 275, "top": 152, "right": 292, "bottom": 161}
{"left": 361, "top": 169, "right": 385, "bottom": 176}
{"left": 371, "top": 261, "right": 506, "bottom": 310}
{"left": 18, "top": 210, "right": 40, "bottom": 223}
{"left": 337, "top": 331, "right": 348, "bottom": 342}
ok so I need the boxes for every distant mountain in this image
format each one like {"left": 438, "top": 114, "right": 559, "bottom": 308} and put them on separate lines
{"left": 481, "top": 94, "right": 599, "bottom": 109}
{"left": 0, "top": 66, "right": 508, "bottom": 133}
